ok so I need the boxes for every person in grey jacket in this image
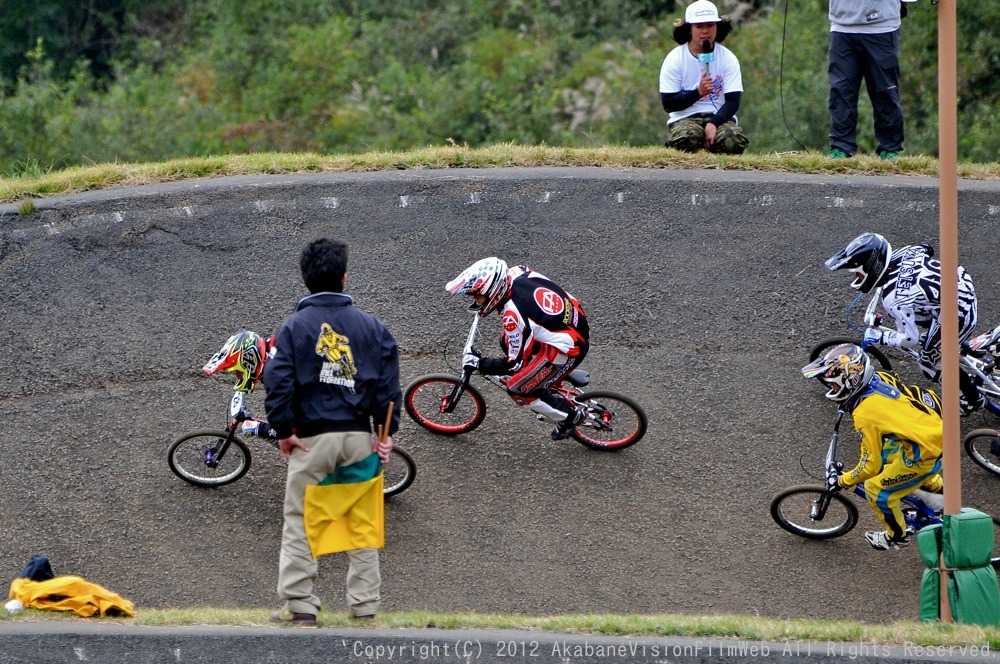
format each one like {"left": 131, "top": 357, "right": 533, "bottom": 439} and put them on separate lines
{"left": 828, "top": 0, "right": 915, "bottom": 160}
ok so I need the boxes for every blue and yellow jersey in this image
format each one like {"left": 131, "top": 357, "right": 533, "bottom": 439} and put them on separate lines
{"left": 841, "top": 371, "right": 943, "bottom": 487}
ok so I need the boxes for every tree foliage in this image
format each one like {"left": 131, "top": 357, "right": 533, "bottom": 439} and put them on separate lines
{"left": 0, "top": 0, "right": 995, "bottom": 176}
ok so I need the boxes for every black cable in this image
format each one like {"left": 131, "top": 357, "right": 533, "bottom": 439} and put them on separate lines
{"left": 779, "top": 0, "right": 809, "bottom": 151}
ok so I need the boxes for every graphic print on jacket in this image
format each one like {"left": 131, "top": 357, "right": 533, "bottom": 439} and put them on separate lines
{"left": 316, "top": 322, "right": 357, "bottom": 393}
{"left": 878, "top": 244, "right": 977, "bottom": 350}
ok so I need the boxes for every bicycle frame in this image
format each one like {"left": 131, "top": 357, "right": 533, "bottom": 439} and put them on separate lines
{"left": 852, "top": 292, "right": 1000, "bottom": 416}
{"left": 442, "top": 315, "right": 586, "bottom": 417}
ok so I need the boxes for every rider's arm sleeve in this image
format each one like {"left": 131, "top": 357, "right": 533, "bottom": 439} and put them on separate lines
{"left": 840, "top": 425, "right": 884, "bottom": 487}
{"left": 881, "top": 299, "right": 921, "bottom": 349}
{"left": 478, "top": 357, "right": 513, "bottom": 375}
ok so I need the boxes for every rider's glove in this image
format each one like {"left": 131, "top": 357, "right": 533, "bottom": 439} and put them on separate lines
{"left": 861, "top": 328, "right": 883, "bottom": 349}
{"left": 463, "top": 352, "right": 480, "bottom": 373}
{"left": 828, "top": 468, "right": 843, "bottom": 491}
{"left": 241, "top": 420, "right": 263, "bottom": 437}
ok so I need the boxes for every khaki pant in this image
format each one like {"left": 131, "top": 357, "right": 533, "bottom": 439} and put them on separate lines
{"left": 278, "top": 430, "right": 381, "bottom": 617}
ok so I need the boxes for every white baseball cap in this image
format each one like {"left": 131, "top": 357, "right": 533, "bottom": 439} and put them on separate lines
{"left": 685, "top": 0, "right": 721, "bottom": 24}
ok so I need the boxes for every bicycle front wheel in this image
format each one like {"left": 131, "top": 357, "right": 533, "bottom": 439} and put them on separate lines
{"left": 809, "top": 337, "right": 892, "bottom": 371}
{"left": 770, "top": 485, "right": 859, "bottom": 540}
{"left": 404, "top": 374, "right": 486, "bottom": 435}
{"left": 570, "top": 391, "right": 647, "bottom": 451}
{"left": 168, "top": 430, "right": 252, "bottom": 487}
{"left": 964, "top": 429, "right": 1000, "bottom": 479}
{"left": 384, "top": 446, "right": 416, "bottom": 497}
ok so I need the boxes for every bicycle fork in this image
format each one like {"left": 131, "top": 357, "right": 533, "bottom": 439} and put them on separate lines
{"left": 204, "top": 429, "right": 237, "bottom": 467}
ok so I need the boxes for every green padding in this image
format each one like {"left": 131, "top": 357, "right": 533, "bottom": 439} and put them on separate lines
{"left": 944, "top": 508, "right": 995, "bottom": 569}
{"left": 918, "top": 567, "right": 1000, "bottom": 626}
{"left": 916, "top": 524, "right": 942, "bottom": 569}
{"left": 919, "top": 568, "right": 941, "bottom": 622}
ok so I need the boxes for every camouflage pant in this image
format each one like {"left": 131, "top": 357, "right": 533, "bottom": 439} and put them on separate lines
{"left": 666, "top": 114, "right": 750, "bottom": 154}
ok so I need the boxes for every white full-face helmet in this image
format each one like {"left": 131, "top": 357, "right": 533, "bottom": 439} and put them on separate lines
{"left": 801, "top": 343, "right": 874, "bottom": 403}
{"left": 445, "top": 257, "right": 511, "bottom": 317}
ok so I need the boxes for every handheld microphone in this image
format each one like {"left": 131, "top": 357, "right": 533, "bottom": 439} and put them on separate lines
{"left": 697, "top": 39, "right": 715, "bottom": 75}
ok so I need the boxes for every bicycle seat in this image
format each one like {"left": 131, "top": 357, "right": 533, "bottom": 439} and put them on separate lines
{"left": 566, "top": 370, "right": 589, "bottom": 387}
{"left": 964, "top": 342, "right": 989, "bottom": 359}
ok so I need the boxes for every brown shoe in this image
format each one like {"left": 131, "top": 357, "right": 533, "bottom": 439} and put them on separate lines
{"left": 351, "top": 614, "right": 376, "bottom": 621}
{"left": 269, "top": 608, "right": 317, "bottom": 627}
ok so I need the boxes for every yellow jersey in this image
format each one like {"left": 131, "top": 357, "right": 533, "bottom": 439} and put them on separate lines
{"left": 841, "top": 371, "right": 943, "bottom": 487}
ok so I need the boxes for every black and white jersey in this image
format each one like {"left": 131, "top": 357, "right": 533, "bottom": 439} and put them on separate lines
{"left": 879, "top": 244, "right": 977, "bottom": 349}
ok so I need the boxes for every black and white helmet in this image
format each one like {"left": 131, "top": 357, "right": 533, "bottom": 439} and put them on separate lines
{"left": 825, "top": 232, "right": 892, "bottom": 294}
{"left": 801, "top": 343, "right": 874, "bottom": 403}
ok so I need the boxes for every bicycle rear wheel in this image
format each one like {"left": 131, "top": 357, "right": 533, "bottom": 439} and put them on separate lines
{"left": 809, "top": 337, "right": 892, "bottom": 370}
{"left": 384, "top": 446, "right": 416, "bottom": 497}
{"left": 770, "top": 484, "right": 859, "bottom": 540}
{"left": 404, "top": 374, "right": 486, "bottom": 435}
{"left": 570, "top": 391, "right": 647, "bottom": 451}
{"left": 964, "top": 429, "right": 1000, "bottom": 479}
{"left": 168, "top": 430, "right": 252, "bottom": 487}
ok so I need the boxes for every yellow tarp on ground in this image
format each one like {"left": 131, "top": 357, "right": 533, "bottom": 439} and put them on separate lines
{"left": 10, "top": 576, "right": 135, "bottom": 617}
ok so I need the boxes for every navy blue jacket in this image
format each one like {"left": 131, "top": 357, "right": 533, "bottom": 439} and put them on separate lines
{"left": 263, "top": 292, "right": 401, "bottom": 440}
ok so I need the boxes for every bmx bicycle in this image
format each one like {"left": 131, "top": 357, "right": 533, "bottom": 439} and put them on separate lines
{"left": 770, "top": 409, "right": 941, "bottom": 540}
{"left": 770, "top": 409, "right": 1000, "bottom": 566}
{"left": 168, "top": 390, "right": 416, "bottom": 497}
{"left": 809, "top": 291, "right": 1000, "bottom": 418}
{"left": 403, "top": 315, "right": 647, "bottom": 451}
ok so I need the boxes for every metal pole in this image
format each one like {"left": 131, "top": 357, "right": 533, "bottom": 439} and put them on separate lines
{"left": 937, "top": 0, "right": 959, "bottom": 624}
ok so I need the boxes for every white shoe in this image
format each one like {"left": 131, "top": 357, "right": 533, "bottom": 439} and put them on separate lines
{"left": 865, "top": 530, "right": 910, "bottom": 550}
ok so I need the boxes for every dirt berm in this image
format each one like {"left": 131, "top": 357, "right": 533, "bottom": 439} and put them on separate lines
{"left": 1, "top": 167, "right": 998, "bottom": 624}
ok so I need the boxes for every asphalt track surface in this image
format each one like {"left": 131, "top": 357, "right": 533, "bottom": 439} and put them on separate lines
{"left": 1, "top": 168, "right": 999, "bottom": 655}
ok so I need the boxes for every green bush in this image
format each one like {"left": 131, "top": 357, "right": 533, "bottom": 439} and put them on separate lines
{"left": 0, "top": 0, "right": 995, "bottom": 176}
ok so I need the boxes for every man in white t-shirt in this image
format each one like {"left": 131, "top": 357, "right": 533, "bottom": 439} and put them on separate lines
{"left": 658, "top": 0, "right": 749, "bottom": 154}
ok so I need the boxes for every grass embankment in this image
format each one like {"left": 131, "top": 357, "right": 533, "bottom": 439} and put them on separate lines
{"left": 1, "top": 145, "right": 999, "bottom": 207}
{"left": 2, "top": 608, "right": 999, "bottom": 648}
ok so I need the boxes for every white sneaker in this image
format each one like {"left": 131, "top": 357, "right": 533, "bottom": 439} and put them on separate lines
{"left": 865, "top": 530, "right": 910, "bottom": 551}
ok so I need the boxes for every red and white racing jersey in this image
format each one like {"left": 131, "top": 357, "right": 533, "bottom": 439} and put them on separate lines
{"left": 498, "top": 266, "right": 589, "bottom": 372}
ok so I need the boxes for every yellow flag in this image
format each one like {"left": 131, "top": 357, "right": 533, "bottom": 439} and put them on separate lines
{"left": 304, "top": 456, "right": 384, "bottom": 557}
